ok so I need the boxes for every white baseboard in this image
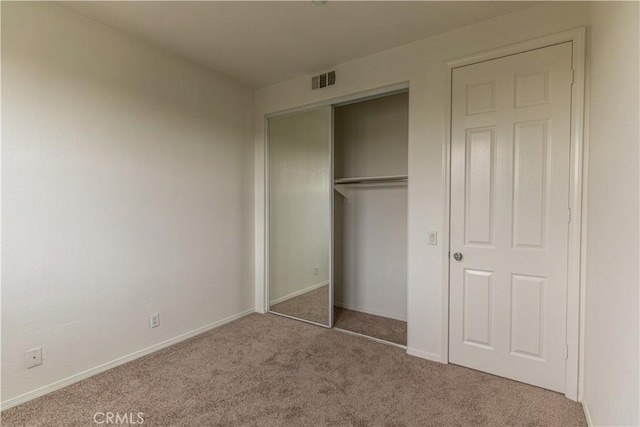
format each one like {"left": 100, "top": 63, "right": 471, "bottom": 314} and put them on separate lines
{"left": 1, "top": 308, "right": 255, "bottom": 412}
{"left": 269, "top": 281, "right": 328, "bottom": 306}
{"left": 406, "top": 347, "right": 442, "bottom": 363}
{"left": 582, "top": 399, "right": 593, "bottom": 426}
{"left": 334, "top": 301, "right": 406, "bottom": 322}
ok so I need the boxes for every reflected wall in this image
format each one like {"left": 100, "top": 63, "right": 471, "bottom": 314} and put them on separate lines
{"left": 268, "top": 107, "right": 332, "bottom": 326}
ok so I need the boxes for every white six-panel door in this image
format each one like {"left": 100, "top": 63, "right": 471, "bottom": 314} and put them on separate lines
{"left": 449, "top": 42, "right": 573, "bottom": 392}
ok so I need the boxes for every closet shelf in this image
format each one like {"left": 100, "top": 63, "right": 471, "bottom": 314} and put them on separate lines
{"left": 334, "top": 175, "right": 408, "bottom": 185}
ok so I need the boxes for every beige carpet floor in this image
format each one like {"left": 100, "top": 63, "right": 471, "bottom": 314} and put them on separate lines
{"left": 270, "top": 285, "right": 330, "bottom": 325}
{"left": 2, "top": 313, "right": 587, "bottom": 427}
{"left": 334, "top": 307, "right": 407, "bottom": 346}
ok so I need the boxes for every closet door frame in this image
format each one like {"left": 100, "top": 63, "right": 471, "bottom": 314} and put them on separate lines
{"left": 263, "top": 82, "right": 410, "bottom": 328}
{"left": 441, "top": 28, "right": 586, "bottom": 401}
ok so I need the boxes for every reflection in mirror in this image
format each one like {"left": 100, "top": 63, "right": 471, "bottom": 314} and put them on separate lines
{"left": 268, "top": 107, "right": 332, "bottom": 327}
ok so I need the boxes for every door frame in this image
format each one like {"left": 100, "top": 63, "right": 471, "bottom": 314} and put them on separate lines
{"left": 441, "top": 28, "right": 586, "bottom": 401}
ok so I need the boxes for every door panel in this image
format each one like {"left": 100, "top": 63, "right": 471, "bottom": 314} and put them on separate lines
{"left": 510, "top": 274, "right": 545, "bottom": 359}
{"left": 449, "top": 43, "right": 573, "bottom": 392}
{"left": 512, "top": 120, "right": 549, "bottom": 249}
{"left": 463, "top": 269, "right": 493, "bottom": 348}
{"left": 464, "top": 127, "right": 495, "bottom": 247}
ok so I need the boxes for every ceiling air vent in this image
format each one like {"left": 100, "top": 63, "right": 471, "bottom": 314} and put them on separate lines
{"left": 312, "top": 70, "right": 336, "bottom": 90}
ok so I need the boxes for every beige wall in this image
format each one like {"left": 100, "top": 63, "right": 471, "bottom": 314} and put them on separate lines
{"left": 2, "top": 2, "right": 255, "bottom": 406}
{"left": 583, "top": 2, "right": 639, "bottom": 426}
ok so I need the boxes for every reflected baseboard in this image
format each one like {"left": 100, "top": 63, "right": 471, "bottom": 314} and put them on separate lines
{"left": 269, "top": 281, "right": 329, "bottom": 306}
{"left": 334, "top": 302, "right": 407, "bottom": 322}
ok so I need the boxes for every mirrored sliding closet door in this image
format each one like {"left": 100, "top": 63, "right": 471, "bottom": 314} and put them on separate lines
{"left": 267, "top": 106, "right": 333, "bottom": 327}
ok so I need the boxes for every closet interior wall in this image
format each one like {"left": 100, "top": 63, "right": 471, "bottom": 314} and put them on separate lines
{"left": 334, "top": 92, "right": 409, "bottom": 324}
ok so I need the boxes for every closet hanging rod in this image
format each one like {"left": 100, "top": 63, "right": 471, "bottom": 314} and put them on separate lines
{"left": 334, "top": 175, "right": 408, "bottom": 185}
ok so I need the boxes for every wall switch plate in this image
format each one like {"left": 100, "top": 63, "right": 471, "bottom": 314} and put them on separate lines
{"left": 150, "top": 313, "right": 160, "bottom": 328}
{"left": 428, "top": 231, "right": 438, "bottom": 245}
{"left": 26, "top": 347, "right": 42, "bottom": 369}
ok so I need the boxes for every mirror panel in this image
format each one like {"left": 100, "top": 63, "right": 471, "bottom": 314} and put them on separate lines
{"left": 268, "top": 107, "right": 332, "bottom": 326}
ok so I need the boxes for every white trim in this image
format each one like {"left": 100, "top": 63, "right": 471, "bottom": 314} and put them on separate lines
{"left": 263, "top": 115, "right": 270, "bottom": 313}
{"left": 269, "top": 281, "right": 328, "bottom": 306}
{"left": 441, "top": 58, "right": 453, "bottom": 366}
{"left": 0, "top": 309, "right": 255, "bottom": 411}
{"left": 333, "top": 328, "right": 407, "bottom": 350}
{"left": 265, "top": 82, "right": 409, "bottom": 120}
{"left": 582, "top": 399, "right": 594, "bottom": 426}
{"left": 329, "top": 105, "right": 335, "bottom": 328}
{"left": 441, "top": 27, "right": 587, "bottom": 401}
{"left": 565, "top": 26, "right": 587, "bottom": 404}
{"left": 406, "top": 347, "right": 442, "bottom": 363}
{"left": 334, "top": 302, "right": 407, "bottom": 322}
{"left": 446, "top": 28, "right": 585, "bottom": 69}
{"left": 577, "top": 34, "right": 590, "bottom": 403}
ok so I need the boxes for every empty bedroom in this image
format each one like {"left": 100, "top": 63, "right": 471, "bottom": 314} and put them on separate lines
{"left": 1, "top": 1, "right": 638, "bottom": 426}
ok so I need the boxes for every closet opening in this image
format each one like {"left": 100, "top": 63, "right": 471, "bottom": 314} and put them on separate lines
{"left": 266, "top": 88, "right": 409, "bottom": 348}
{"left": 333, "top": 91, "right": 409, "bottom": 347}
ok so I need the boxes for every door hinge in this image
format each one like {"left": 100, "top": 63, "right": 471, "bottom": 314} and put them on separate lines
{"left": 570, "top": 70, "right": 575, "bottom": 85}
{"left": 448, "top": 251, "right": 451, "bottom": 259}
{"left": 568, "top": 208, "right": 572, "bottom": 223}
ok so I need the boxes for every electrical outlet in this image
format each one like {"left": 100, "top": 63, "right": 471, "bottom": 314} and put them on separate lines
{"left": 314, "top": 266, "right": 319, "bottom": 276}
{"left": 26, "top": 347, "right": 42, "bottom": 369}
{"left": 150, "top": 313, "right": 160, "bottom": 328}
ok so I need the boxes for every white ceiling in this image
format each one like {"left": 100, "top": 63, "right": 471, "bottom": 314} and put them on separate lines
{"left": 59, "top": 1, "right": 541, "bottom": 88}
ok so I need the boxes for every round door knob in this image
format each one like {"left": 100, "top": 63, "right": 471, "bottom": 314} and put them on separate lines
{"left": 453, "top": 252, "right": 463, "bottom": 261}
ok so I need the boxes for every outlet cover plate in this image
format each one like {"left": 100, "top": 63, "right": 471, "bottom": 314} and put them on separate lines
{"left": 150, "top": 313, "right": 160, "bottom": 328}
{"left": 26, "top": 347, "right": 42, "bottom": 369}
